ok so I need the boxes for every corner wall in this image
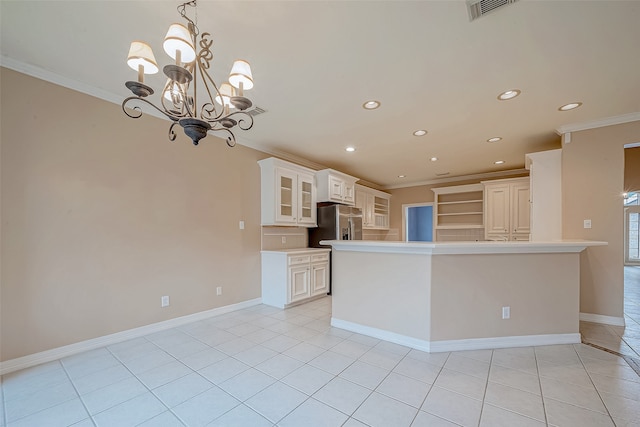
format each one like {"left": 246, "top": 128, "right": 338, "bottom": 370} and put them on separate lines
{"left": 562, "top": 121, "right": 640, "bottom": 321}
{"left": 0, "top": 68, "right": 269, "bottom": 361}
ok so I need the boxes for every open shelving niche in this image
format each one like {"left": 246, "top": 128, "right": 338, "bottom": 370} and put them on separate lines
{"left": 432, "top": 183, "right": 485, "bottom": 241}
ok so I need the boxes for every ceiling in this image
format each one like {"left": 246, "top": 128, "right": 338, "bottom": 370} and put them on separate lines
{"left": 2, "top": 1, "right": 639, "bottom": 188}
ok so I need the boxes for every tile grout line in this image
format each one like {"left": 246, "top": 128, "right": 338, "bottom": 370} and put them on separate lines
{"left": 1, "top": 376, "right": 6, "bottom": 427}
{"left": 572, "top": 344, "right": 617, "bottom": 424}
{"left": 533, "top": 347, "right": 550, "bottom": 426}
{"left": 475, "top": 349, "right": 494, "bottom": 427}
{"left": 580, "top": 340, "right": 640, "bottom": 378}
{"left": 58, "top": 360, "right": 96, "bottom": 427}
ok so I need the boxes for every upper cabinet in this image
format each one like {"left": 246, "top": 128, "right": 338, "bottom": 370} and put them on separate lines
{"left": 258, "top": 158, "right": 317, "bottom": 227}
{"left": 355, "top": 184, "right": 391, "bottom": 230}
{"left": 526, "top": 149, "right": 562, "bottom": 242}
{"left": 482, "top": 177, "right": 530, "bottom": 241}
{"left": 316, "top": 169, "right": 358, "bottom": 206}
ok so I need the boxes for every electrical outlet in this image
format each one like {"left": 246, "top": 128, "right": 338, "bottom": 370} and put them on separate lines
{"left": 502, "top": 306, "right": 510, "bottom": 319}
{"left": 281, "top": 236, "right": 287, "bottom": 244}
{"left": 584, "top": 219, "right": 592, "bottom": 229}
{"left": 161, "top": 296, "right": 170, "bottom": 308}
{"left": 216, "top": 287, "right": 223, "bottom": 296}
{"left": 239, "top": 220, "right": 245, "bottom": 230}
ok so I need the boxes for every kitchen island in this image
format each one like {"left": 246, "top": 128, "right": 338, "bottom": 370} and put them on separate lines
{"left": 320, "top": 240, "right": 607, "bottom": 352}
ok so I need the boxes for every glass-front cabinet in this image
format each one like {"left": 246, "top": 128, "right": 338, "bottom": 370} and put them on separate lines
{"left": 259, "top": 158, "right": 317, "bottom": 227}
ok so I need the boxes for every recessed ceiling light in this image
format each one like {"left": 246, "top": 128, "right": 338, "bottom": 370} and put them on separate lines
{"left": 559, "top": 102, "right": 582, "bottom": 111}
{"left": 398, "top": 175, "right": 406, "bottom": 178}
{"left": 413, "top": 130, "right": 427, "bottom": 137}
{"left": 430, "top": 157, "right": 438, "bottom": 162}
{"left": 487, "top": 137, "right": 502, "bottom": 143}
{"left": 494, "top": 160, "right": 505, "bottom": 165}
{"left": 497, "top": 89, "right": 521, "bottom": 101}
{"left": 362, "top": 100, "right": 380, "bottom": 110}
{"left": 345, "top": 146, "right": 356, "bottom": 152}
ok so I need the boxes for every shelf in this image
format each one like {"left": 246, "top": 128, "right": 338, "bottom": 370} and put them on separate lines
{"left": 435, "top": 225, "right": 485, "bottom": 230}
{"left": 437, "top": 199, "right": 483, "bottom": 205}
{"left": 437, "top": 212, "right": 483, "bottom": 217}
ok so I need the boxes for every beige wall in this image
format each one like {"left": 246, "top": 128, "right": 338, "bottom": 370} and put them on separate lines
{"left": 331, "top": 248, "right": 580, "bottom": 345}
{"left": 1, "top": 68, "right": 269, "bottom": 361}
{"left": 624, "top": 146, "right": 640, "bottom": 192}
{"left": 430, "top": 253, "right": 579, "bottom": 340}
{"left": 562, "top": 121, "right": 640, "bottom": 320}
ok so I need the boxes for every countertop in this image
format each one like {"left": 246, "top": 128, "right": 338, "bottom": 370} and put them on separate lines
{"left": 319, "top": 239, "right": 608, "bottom": 255}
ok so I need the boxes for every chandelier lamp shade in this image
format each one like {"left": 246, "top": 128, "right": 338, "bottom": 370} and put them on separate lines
{"left": 122, "top": 0, "right": 255, "bottom": 147}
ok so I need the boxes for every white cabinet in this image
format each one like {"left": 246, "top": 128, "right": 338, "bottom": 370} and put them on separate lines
{"left": 355, "top": 184, "right": 391, "bottom": 229}
{"left": 432, "top": 184, "right": 485, "bottom": 242}
{"left": 526, "top": 149, "right": 562, "bottom": 241}
{"left": 316, "top": 169, "right": 358, "bottom": 206}
{"left": 482, "top": 177, "right": 530, "bottom": 241}
{"left": 261, "top": 249, "right": 331, "bottom": 308}
{"left": 258, "top": 158, "right": 317, "bottom": 227}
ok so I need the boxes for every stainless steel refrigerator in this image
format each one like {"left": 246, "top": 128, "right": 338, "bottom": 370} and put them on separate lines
{"left": 309, "top": 204, "right": 363, "bottom": 246}
{"left": 309, "top": 204, "right": 363, "bottom": 294}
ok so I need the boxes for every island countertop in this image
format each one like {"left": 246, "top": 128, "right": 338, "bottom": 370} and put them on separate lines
{"left": 320, "top": 239, "right": 607, "bottom": 254}
{"left": 321, "top": 239, "right": 607, "bottom": 353}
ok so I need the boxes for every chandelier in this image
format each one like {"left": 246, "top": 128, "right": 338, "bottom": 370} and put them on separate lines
{"left": 122, "top": 0, "right": 255, "bottom": 147}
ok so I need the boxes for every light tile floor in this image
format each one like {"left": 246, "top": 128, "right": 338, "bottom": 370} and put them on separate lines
{"left": 2, "top": 296, "right": 640, "bottom": 427}
{"left": 580, "top": 266, "right": 640, "bottom": 359}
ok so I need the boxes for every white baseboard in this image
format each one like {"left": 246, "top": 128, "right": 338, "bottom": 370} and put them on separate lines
{"left": 330, "top": 318, "right": 431, "bottom": 352}
{"left": 0, "top": 298, "right": 262, "bottom": 375}
{"left": 331, "top": 317, "right": 580, "bottom": 353}
{"left": 580, "top": 312, "right": 626, "bottom": 327}
{"left": 429, "top": 333, "right": 581, "bottom": 353}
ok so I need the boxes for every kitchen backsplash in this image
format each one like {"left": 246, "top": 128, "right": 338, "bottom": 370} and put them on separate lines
{"left": 261, "top": 226, "right": 308, "bottom": 250}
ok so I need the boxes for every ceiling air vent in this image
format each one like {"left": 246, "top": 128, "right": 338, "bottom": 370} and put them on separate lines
{"left": 467, "top": 0, "right": 518, "bottom": 21}
{"left": 247, "top": 106, "right": 266, "bottom": 117}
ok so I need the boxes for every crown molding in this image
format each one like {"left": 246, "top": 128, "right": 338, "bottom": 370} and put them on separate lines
{"left": 2, "top": 56, "right": 123, "bottom": 107}
{"left": 555, "top": 112, "right": 640, "bottom": 135}
{"left": 383, "top": 168, "right": 529, "bottom": 190}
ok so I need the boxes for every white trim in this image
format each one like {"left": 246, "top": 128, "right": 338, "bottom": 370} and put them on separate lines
{"left": 0, "top": 298, "right": 262, "bottom": 375}
{"left": 580, "top": 312, "right": 626, "bottom": 327}
{"left": 384, "top": 168, "right": 528, "bottom": 190}
{"left": 330, "top": 318, "right": 580, "bottom": 353}
{"left": 429, "top": 333, "right": 581, "bottom": 353}
{"left": 330, "top": 318, "right": 431, "bottom": 352}
{"left": 1, "top": 55, "right": 123, "bottom": 108}
{"left": 555, "top": 112, "right": 640, "bottom": 135}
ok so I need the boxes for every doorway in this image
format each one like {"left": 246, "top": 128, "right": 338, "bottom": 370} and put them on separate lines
{"left": 403, "top": 203, "right": 433, "bottom": 242}
{"left": 624, "top": 192, "right": 639, "bottom": 265}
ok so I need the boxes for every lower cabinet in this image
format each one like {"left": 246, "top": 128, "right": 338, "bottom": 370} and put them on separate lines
{"left": 261, "top": 249, "right": 330, "bottom": 308}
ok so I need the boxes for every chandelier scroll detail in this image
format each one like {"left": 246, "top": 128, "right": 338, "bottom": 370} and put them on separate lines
{"left": 122, "top": 0, "right": 255, "bottom": 147}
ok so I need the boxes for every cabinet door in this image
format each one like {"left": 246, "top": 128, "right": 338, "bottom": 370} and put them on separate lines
{"left": 288, "top": 265, "right": 310, "bottom": 303}
{"left": 511, "top": 182, "right": 531, "bottom": 235}
{"left": 297, "top": 172, "right": 316, "bottom": 226}
{"left": 310, "top": 262, "right": 329, "bottom": 296}
{"left": 343, "top": 182, "right": 355, "bottom": 205}
{"left": 485, "top": 184, "right": 510, "bottom": 235}
{"left": 328, "top": 176, "right": 344, "bottom": 202}
{"left": 275, "top": 168, "right": 298, "bottom": 224}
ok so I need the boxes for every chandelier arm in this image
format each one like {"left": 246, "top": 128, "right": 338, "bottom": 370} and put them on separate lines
{"left": 224, "top": 111, "right": 255, "bottom": 131}
{"left": 160, "top": 78, "right": 194, "bottom": 119}
{"left": 168, "top": 122, "right": 179, "bottom": 141}
{"left": 195, "top": 32, "right": 224, "bottom": 121}
{"left": 122, "top": 96, "right": 181, "bottom": 123}
{"left": 208, "top": 127, "right": 237, "bottom": 148}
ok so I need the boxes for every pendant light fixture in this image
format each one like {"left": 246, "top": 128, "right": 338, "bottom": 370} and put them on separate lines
{"left": 122, "top": 0, "right": 255, "bottom": 147}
